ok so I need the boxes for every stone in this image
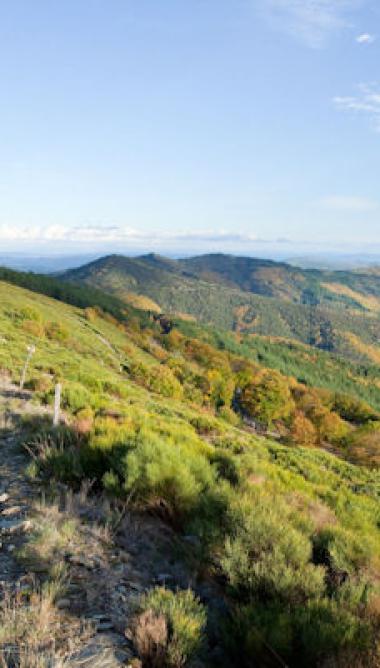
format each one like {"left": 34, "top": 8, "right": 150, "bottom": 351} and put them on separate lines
{"left": 96, "top": 622, "right": 114, "bottom": 631}
{"left": 1, "top": 505, "right": 22, "bottom": 517}
{"left": 155, "top": 573, "right": 173, "bottom": 584}
{"left": 183, "top": 534, "right": 201, "bottom": 548}
{"left": 69, "top": 554, "right": 95, "bottom": 569}
{"left": 0, "top": 519, "right": 32, "bottom": 534}
{"left": 56, "top": 598, "right": 71, "bottom": 609}
{"left": 0, "top": 493, "right": 9, "bottom": 503}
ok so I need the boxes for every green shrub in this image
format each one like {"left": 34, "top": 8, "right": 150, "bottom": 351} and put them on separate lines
{"left": 220, "top": 495, "right": 325, "bottom": 604}
{"left": 113, "top": 431, "right": 216, "bottom": 524}
{"left": 189, "top": 414, "right": 220, "bottom": 435}
{"left": 226, "top": 598, "right": 371, "bottom": 666}
{"left": 344, "top": 421, "right": 380, "bottom": 467}
{"left": 147, "top": 365, "right": 183, "bottom": 398}
{"left": 61, "top": 383, "right": 92, "bottom": 413}
{"left": 293, "top": 598, "right": 371, "bottom": 664}
{"left": 312, "top": 525, "right": 373, "bottom": 584}
{"left": 209, "top": 450, "right": 240, "bottom": 486}
{"left": 45, "top": 321, "right": 70, "bottom": 342}
{"left": 218, "top": 405, "right": 240, "bottom": 425}
{"left": 16, "top": 306, "right": 43, "bottom": 322}
{"left": 315, "top": 411, "right": 350, "bottom": 444}
{"left": 86, "top": 417, "right": 232, "bottom": 538}
{"left": 130, "top": 362, "right": 183, "bottom": 398}
{"left": 25, "top": 375, "right": 53, "bottom": 393}
{"left": 333, "top": 393, "right": 378, "bottom": 424}
{"left": 133, "top": 587, "right": 206, "bottom": 667}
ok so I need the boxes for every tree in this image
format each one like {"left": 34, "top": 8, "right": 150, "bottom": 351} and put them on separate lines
{"left": 302, "top": 288, "right": 320, "bottom": 346}
{"left": 319, "top": 320, "right": 335, "bottom": 352}
{"left": 290, "top": 411, "right": 317, "bottom": 445}
{"left": 239, "top": 369, "right": 294, "bottom": 426}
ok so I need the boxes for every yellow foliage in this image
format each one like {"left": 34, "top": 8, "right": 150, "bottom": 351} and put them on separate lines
{"left": 290, "top": 411, "right": 317, "bottom": 445}
{"left": 323, "top": 282, "right": 380, "bottom": 312}
{"left": 124, "top": 292, "right": 162, "bottom": 313}
{"left": 342, "top": 332, "right": 380, "bottom": 365}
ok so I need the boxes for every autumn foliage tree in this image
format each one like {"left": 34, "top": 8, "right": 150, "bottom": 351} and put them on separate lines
{"left": 290, "top": 411, "right": 317, "bottom": 445}
{"left": 239, "top": 369, "right": 294, "bottom": 426}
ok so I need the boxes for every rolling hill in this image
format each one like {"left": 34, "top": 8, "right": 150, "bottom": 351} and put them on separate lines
{"left": 61, "top": 253, "right": 380, "bottom": 364}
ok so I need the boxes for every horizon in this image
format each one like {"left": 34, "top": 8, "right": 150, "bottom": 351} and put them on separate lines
{"left": 2, "top": 246, "right": 380, "bottom": 275}
{"left": 0, "top": 1, "right": 379, "bottom": 253}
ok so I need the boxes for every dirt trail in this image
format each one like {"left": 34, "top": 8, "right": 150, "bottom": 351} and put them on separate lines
{"left": 0, "top": 379, "right": 134, "bottom": 666}
{"left": 0, "top": 380, "right": 48, "bottom": 593}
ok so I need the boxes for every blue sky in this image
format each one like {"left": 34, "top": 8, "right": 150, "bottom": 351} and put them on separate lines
{"left": 0, "top": 0, "right": 379, "bottom": 255}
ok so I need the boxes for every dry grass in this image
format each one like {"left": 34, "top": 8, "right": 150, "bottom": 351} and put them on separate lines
{"left": 0, "top": 579, "right": 92, "bottom": 668}
{"left": 319, "top": 645, "right": 380, "bottom": 668}
{"left": 17, "top": 503, "right": 77, "bottom": 577}
{"left": 131, "top": 609, "right": 168, "bottom": 668}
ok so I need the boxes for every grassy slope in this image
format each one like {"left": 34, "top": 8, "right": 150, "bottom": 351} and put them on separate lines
{"left": 2, "top": 279, "right": 380, "bottom": 664}
{"left": 0, "top": 278, "right": 378, "bottom": 513}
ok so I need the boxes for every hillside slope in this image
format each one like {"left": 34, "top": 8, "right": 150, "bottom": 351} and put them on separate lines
{"left": 63, "top": 252, "right": 380, "bottom": 309}
{"left": 1, "top": 278, "right": 380, "bottom": 665}
{"left": 61, "top": 253, "right": 380, "bottom": 363}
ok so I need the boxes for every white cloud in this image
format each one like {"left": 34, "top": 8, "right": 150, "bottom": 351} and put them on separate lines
{"left": 0, "top": 224, "right": 140, "bottom": 243}
{"left": 318, "top": 195, "right": 378, "bottom": 212}
{"left": 356, "top": 32, "right": 376, "bottom": 44}
{"left": 333, "top": 83, "right": 380, "bottom": 131}
{"left": 260, "top": 0, "right": 363, "bottom": 48}
{"left": 0, "top": 224, "right": 261, "bottom": 246}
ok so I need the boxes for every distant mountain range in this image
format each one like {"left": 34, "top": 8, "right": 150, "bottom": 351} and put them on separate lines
{"left": 288, "top": 254, "right": 380, "bottom": 270}
{"left": 61, "top": 253, "right": 380, "bottom": 364}
{"left": 0, "top": 253, "right": 102, "bottom": 273}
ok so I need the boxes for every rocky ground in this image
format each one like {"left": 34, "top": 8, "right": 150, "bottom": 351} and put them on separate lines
{"left": 0, "top": 378, "right": 225, "bottom": 667}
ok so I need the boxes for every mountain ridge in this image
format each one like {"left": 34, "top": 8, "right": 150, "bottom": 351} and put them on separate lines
{"left": 60, "top": 252, "right": 380, "bottom": 364}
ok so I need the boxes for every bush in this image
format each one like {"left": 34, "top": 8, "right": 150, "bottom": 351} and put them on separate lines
{"left": 206, "top": 369, "right": 235, "bottom": 410}
{"left": 344, "top": 422, "right": 380, "bottom": 467}
{"left": 21, "top": 319, "right": 45, "bottom": 338}
{"left": 73, "top": 407, "right": 94, "bottom": 435}
{"left": 226, "top": 598, "right": 371, "bottom": 666}
{"left": 61, "top": 383, "right": 92, "bottom": 413}
{"left": 83, "top": 306, "right": 98, "bottom": 322}
{"left": 220, "top": 495, "right": 325, "bottom": 604}
{"left": 333, "top": 393, "right": 378, "bottom": 424}
{"left": 218, "top": 405, "right": 240, "bottom": 425}
{"left": 209, "top": 450, "right": 240, "bottom": 486}
{"left": 147, "top": 365, "right": 183, "bottom": 399}
{"left": 17, "top": 306, "right": 43, "bottom": 322}
{"left": 189, "top": 414, "right": 220, "bottom": 435}
{"left": 25, "top": 375, "right": 53, "bottom": 393}
{"left": 132, "top": 587, "right": 206, "bottom": 667}
{"left": 316, "top": 411, "right": 350, "bottom": 444}
{"left": 130, "top": 362, "right": 183, "bottom": 399}
{"left": 312, "top": 525, "right": 373, "bottom": 585}
{"left": 111, "top": 431, "right": 216, "bottom": 524}
{"left": 45, "top": 321, "right": 70, "bottom": 342}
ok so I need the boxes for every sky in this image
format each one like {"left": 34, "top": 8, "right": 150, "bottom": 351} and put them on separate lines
{"left": 0, "top": 0, "right": 380, "bottom": 256}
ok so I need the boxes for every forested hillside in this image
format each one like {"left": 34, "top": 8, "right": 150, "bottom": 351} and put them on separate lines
{"left": 1, "top": 272, "right": 380, "bottom": 666}
{"left": 61, "top": 253, "right": 380, "bottom": 365}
